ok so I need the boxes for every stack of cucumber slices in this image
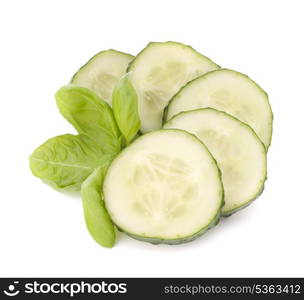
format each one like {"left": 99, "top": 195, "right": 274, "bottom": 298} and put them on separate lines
{"left": 30, "top": 41, "right": 273, "bottom": 247}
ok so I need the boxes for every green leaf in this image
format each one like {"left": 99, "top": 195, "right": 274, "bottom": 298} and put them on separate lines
{"left": 29, "top": 134, "right": 113, "bottom": 191}
{"left": 55, "top": 86, "right": 121, "bottom": 154}
{"left": 81, "top": 161, "right": 115, "bottom": 248}
{"left": 112, "top": 74, "right": 140, "bottom": 145}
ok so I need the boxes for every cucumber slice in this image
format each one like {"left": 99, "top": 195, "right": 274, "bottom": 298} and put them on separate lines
{"left": 103, "top": 129, "right": 223, "bottom": 244}
{"left": 164, "top": 108, "right": 267, "bottom": 216}
{"left": 165, "top": 69, "right": 273, "bottom": 149}
{"left": 71, "top": 49, "right": 134, "bottom": 105}
{"left": 128, "top": 41, "right": 219, "bottom": 133}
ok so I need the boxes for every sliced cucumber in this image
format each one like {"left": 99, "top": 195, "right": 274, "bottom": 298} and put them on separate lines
{"left": 164, "top": 108, "right": 267, "bottom": 216}
{"left": 165, "top": 69, "right": 273, "bottom": 149}
{"left": 71, "top": 49, "right": 134, "bottom": 105}
{"left": 103, "top": 129, "right": 223, "bottom": 244}
{"left": 128, "top": 41, "right": 219, "bottom": 133}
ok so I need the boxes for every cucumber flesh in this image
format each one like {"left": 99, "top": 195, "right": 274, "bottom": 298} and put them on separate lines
{"left": 165, "top": 69, "right": 273, "bottom": 149}
{"left": 128, "top": 41, "right": 219, "bottom": 133}
{"left": 71, "top": 49, "right": 134, "bottom": 105}
{"left": 103, "top": 129, "right": 223, "bottom": 244}
{"left": 164, "top": 109, "right": 267, "bottom": 215}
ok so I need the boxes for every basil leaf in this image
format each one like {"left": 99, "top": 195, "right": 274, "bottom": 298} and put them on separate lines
{"left": 112, "top": 75, "right": 140, "bottom": 145}
{"left": 29, "top": 134, "right": 113, "bottom": 191}
{"left": 81, "top": 161, "right": 115, "bottom": 248}
{"left": 55, "top": 86, "right": 121, "bottom": 154}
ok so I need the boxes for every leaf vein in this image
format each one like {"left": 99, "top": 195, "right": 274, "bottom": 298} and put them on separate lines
{"left": 30, "top": 157, "right": 93, "bottom": 170}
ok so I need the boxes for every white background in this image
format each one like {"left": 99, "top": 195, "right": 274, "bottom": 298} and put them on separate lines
{"left": 1, "top": 0, "right": 303, "bottom": 277}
